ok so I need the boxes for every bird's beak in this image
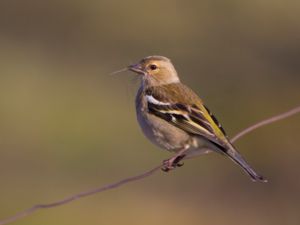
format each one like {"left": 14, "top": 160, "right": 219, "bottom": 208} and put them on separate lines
{"left": 128, "top": 63, "right": 145, "bottom": 74}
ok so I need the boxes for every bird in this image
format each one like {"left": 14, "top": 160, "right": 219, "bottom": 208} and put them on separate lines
{"left": 123, "top": 55, "right": 266, "bottom": 182}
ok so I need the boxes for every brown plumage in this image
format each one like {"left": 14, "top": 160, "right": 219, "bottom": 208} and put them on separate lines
{"left": 128, "top": 55, "right": 267, "bottom": 182}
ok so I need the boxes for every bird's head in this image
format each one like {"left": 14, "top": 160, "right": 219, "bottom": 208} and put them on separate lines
{"left": 128, "top": 56, "right": 180, "bottom": 86}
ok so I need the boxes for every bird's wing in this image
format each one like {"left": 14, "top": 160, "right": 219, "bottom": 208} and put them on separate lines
{"left": 145, "top": 84, "right": 267, "bottom": 182}
{"left": 145, "top": 84, "right": 231, "bottom": 150}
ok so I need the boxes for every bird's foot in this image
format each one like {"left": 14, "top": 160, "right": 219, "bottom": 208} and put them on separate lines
{"left": 161, "top": 155, "right": 185, "bottom": 172}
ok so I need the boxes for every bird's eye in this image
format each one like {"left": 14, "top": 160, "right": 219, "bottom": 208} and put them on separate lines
{"left": 149, "top": 64, "right": 157, "bottom": 70}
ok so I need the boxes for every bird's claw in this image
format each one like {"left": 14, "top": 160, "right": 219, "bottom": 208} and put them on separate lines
{"left": 161, "top": 155, "right": 185, "bottom": 172}
{"left": 176, "top": 161, "right": 184, "bottom": 167}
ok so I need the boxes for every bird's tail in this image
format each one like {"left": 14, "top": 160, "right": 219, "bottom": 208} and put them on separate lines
{"left": 224, "top": 146, "right": 267, "bottom": 182}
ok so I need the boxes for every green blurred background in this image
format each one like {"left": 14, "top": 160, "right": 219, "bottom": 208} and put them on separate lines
{"left": 0, "top": 1, "right": 299, "bottom": 225}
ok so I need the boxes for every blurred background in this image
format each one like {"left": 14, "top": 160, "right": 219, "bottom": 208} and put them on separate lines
{"left": 0, "top": 1, "right": 299, "bottom": 225}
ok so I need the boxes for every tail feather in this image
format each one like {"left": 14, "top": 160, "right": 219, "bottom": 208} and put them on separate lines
{"left": 225, "top": 147, "right": 267, "bottom": 182}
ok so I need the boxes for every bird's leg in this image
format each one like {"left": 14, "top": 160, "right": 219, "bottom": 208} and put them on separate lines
{"left": 162, "top": 151, "right": 186, "bottom": 172}
{"left": 162, "top": 145, "right": 190, "bottom": 172}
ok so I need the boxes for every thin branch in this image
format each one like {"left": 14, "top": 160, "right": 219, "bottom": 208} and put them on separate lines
{"left": 1, "top": 105, "right": 300, "bottom": 225}
{"left": 231, "top": 105, "right": 300, "bottom": 142}
{"left": 0, "top": 165, "right": 162, "bottom": 225}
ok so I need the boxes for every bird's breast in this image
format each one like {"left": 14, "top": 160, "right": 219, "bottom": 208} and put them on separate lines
{"left": 135, "top": 89, "right": 190, "bottom": 152}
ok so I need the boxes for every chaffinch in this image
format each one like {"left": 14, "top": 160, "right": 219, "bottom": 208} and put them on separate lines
{"left": 124, "top": 55, "right": 266, "bottom": 182}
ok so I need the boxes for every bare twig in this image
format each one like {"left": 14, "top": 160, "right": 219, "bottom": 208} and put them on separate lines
{"left": 231, "top": 105, "right": 300, "bottom": 142}
{"left": 0, "top": 105, "right": 299, "bottom": 225}
{"left": 0, "top": 165, "right": 162, "bottom": 225}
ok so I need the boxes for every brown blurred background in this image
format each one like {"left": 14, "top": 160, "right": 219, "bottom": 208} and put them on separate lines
{"left": 0, "top": 1, "right": 299, "bottom": 225}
